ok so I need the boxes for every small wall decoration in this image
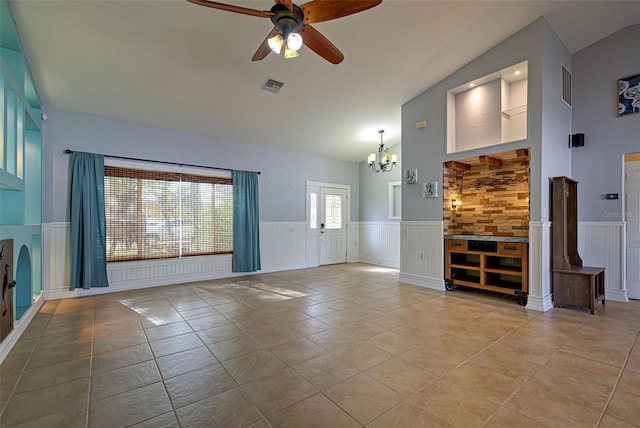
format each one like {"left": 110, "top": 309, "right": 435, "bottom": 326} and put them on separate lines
{"left": 422, "top": 181, "right": 438, "bottom": 198}
{"left": 404, "top": 168, "right": 417, "bottom": 184}
{"left": 618, "top": 73, "right": 640, "bottom": 116}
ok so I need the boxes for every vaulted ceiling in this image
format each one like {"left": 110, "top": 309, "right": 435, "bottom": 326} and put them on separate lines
{"left": 10, "top": 0, "right": 640, "bottom": 162}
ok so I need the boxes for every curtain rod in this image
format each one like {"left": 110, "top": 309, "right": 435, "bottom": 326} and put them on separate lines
{"left": 64, "top": 149, "right": 260, "bottom": 174}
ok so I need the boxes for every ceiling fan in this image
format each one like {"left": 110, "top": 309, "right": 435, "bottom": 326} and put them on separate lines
{"left": 186, "top": 0, "right": 382, "bottom": 64}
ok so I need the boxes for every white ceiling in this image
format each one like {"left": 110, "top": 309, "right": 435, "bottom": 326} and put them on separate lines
{"left": 10, "top": 0, "right": 640, "bottom": 162}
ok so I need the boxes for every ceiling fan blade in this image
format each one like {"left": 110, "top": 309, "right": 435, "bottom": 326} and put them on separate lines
{"left": 275, "top": 0, "right": 293, "bottom": 12}
{"left": 252, "top": 28, "right": 280, "bottom": 61}
{"left": 301, "top": 0, "right": 381, "bottom": 24}
{"left": 186, "top": 0, "right": 272, "bottom": 18}
{"left": 299, "top": 24, "right": 344, "bottom": 64}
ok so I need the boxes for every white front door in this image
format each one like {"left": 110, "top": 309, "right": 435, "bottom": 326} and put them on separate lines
{"left": 625, "top": 157, "right": 640, "bottom": 299}
{"left": 319, "top": 187, "right": 348, "bottom": 265}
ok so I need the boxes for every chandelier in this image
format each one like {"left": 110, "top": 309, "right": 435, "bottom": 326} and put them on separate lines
{"left": 367, "top": 130, "right": 397, "bottom": 173}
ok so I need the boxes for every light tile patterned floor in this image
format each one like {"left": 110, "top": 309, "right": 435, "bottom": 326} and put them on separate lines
{"left": 0, "top": 263, "right": 639, "bottom": 427}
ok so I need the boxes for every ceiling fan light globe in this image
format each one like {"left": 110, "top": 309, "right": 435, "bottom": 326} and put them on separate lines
{"left": 268, "top": 34, "right": 284, "bottom": 54}
{"left": 283, "top": 46, "right": 299, "bottom": 59}
{"left": 286, "top": 32, "right": 303, "bottom": 51}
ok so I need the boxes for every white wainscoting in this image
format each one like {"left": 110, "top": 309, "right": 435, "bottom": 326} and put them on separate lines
{"left": 578, "top": 221, "right": 627, "bottom": 302}
{"left": 43, "top": 222, "right": 308, "bottom": 300}
{"left": 358, "top": 221, "right": 400, "bottom": 268}
{"left": 348, "top": 222, "right": 360, "bottom": 264}
{"left": 399, "top": 221, "right": 444, "bottom": 290}
{"left": 259, "top": 222, "right": 307, "bottom": 272}
{"left": 42, "top": 222, "right": 71, "bottom": 298}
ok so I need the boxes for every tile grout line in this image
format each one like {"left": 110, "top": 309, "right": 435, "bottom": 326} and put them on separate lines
{"left": 0, "top": 307, "right": 52, "bottom": 425}
{"left": 138, "top": 288, "right": 187, "bottom": 427}
{"left": 398, "top": 307, "right": 546, "bottom": 426}
{"left": 7, "top": 270, "right": 638, "bottom": 427}
{"left": 489, "top": 309, "right": 594, "bottom": 427}
{"left": 595, "top": 329, "right": 640, "bottom": 427}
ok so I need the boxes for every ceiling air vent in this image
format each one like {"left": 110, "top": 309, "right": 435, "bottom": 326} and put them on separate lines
{"left": 261, "top": 78, "right": 284, "bottom": 94}
{"left": 561, "top": 64, "right": 572, "bottom": 108}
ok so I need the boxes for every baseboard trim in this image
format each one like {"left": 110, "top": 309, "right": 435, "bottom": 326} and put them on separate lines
{"left": 399, "top": 273, "right": 444, "bottom": 291}
{"left": 359, "top": 256, "right": 400, "bottom": 269}
{"left": 526, "top": 294, "right": 553, "bottom": 312}
{"left": 0, "top": 297, "right": 45, "bottom": 365}
{"left": 605, "top": 288, "right": 629, "bottom": 303}
{"left": 44, "top": 262, "right": 308, "bottom": 301}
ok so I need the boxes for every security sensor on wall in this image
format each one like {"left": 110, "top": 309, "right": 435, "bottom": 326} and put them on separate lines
{"left": 41, "top": 112, "right": 48, "bottom": 121}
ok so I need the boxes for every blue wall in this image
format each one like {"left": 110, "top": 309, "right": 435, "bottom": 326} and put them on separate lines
{"left": 359, "top": 143, "right": 401, "bottom": 221}
{"left": 41, "top": 108, "right": 361, "bottom": 224}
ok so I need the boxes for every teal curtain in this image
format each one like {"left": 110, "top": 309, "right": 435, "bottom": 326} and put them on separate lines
{"left": 69, "top": 152, "right": 109, "bottom": 290}
{"left": 232, "top": 170, "right": 261, "bottom": 272}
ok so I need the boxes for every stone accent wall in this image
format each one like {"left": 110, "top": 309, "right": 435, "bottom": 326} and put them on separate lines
{"left": 443, "top": 157, "right": 529, "bottom": 237}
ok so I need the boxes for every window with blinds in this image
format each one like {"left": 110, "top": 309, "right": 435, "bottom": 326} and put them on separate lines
{"left": 104, "top": 166, "right": 233, "bottom": 262}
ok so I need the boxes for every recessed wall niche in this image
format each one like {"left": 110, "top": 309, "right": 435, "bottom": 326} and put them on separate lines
{"left": 447, "top": 61, "right": 528, "bottom": 154}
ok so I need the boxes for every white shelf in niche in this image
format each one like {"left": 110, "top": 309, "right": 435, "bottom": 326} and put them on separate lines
{"left": 502, "top": 105, "right": 527, "bottom": 119}
{"left": 446, "top": 60, "right": 528, "bottom": 154}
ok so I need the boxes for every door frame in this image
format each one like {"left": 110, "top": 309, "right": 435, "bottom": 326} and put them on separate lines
{"left": 305, "top": 181, "right": 351, "bottom": 267}
{"left": 624, "top": 152, "right": 640, "bottom": 300}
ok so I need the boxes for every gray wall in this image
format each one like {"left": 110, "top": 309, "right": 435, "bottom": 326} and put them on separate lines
{"left": 42, "top": 108, "right": 360, "bottom": 224}
{"left": 358, "top": 143, "right": 401, "bottom": 221}
{"left": 401, "top": 19, "right": 543, "bottom": 222}
{"left": 571, "top": 25, "right": 640, "bottom": 221}
{"left": 539, "top": 18, "right": 574, "bottom": 222}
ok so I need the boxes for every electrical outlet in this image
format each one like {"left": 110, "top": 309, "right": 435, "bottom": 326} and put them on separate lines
{"left": 420, "top": 252, "right": 424, "bottom": 259}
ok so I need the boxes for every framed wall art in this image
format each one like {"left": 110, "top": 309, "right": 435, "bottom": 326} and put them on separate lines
{"left": 422, "top": 181, "right": 438, "bottom": 198}
{"left": 618, "top": 74, "right": 640, "bottom": 116}
{"left": 404, "top": 168, "right": 417, "bottom": 184}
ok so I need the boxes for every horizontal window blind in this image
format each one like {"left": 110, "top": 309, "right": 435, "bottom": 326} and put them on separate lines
{"left": 104, "top": 166, "right": 233, "bottom": 262}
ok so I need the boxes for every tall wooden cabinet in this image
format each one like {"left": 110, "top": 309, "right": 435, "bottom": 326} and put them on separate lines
{"left": 551, "top": 177, "right": 605, "bottom": 314}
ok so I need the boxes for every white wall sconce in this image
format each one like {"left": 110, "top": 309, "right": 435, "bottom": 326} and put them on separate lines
{"left": 451, "top": 199, "right": 462, "bottom": 209}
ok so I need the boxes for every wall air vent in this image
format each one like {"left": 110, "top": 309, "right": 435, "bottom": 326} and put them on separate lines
{"left": 261, "top": 78, "right": 285, "bottom": 94}
{"left": 561, "top": 64, "right": 572, "bottom": 108}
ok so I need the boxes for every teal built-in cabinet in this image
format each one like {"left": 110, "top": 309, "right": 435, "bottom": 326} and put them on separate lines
{"left": 0, "top": 0, "right": 42, "bottom": 348}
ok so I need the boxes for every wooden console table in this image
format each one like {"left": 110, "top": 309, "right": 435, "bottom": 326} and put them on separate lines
{"left": 444, "top": 236, "right": 528, "bottom": 306}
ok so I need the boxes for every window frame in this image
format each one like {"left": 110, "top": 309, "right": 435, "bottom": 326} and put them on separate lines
{"left": 103, "top": 158, "right": 233, "bottom": 263}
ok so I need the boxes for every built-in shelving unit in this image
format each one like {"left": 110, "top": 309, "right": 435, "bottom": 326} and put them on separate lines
{"left": 445, "top": 237, "right": 528, "bottom": 306}
{"left": 0, "top": 0, "right": 42, "bottom": 345}
{"left": 447, "top": 61, "right": 528, "bottom": 154}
